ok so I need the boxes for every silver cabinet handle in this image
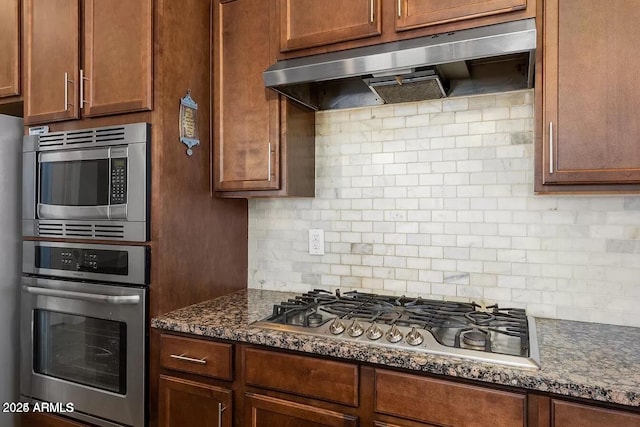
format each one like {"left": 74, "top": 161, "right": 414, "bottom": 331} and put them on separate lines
{"left": 267, "top": 142, "right": 272, "bottom": 182}
{"left": 397, "top": 0, "right": 402, "bottom": 17}
{"left": 64, "top": 72, "right": 69, "bottom": 110}
{"left": 218, "top": 402, "right": 226, "bottom": 427}
{"left": 80, "top": 69, "right": 89, "bottom": 108}
{"left": 549, "top": 122, "right": 554, "bottom": 174}
{"left": 169, "top": 354, "right": 207, "bottom": 365}
{"left": 22, "top": 285, "right": 140, "bottom": 305}
{"left": 370, "top": 0, "right": 375, "bottom": 22}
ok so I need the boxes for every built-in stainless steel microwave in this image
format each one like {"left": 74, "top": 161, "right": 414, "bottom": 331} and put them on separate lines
{"left": 23, "top": 123, "right": 150, "bottom": 242}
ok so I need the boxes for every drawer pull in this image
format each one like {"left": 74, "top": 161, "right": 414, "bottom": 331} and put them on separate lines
{"left": 169, "top": 354, "right": 207, "bottom": 365}
{"left": 218, "top": 403, "right": 226, "bottom": 427}
{"left": 549, "top": 121, "right": 554, "bottom": 174}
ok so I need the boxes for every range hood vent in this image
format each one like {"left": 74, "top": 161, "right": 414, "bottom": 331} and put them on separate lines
{"left": 264, "top": 19, "right": 536, "bottom": 110}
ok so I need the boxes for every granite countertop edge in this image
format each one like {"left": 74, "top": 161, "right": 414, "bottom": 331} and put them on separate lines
{"left": 151, "top": 289, "right": 640, "bottom": 408}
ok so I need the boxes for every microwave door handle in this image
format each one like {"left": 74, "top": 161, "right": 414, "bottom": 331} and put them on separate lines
{"left": 22, "top": 286, "right": 141, "bottom": 305}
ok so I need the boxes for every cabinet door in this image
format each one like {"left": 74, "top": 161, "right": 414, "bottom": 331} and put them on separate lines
{"left": 245, "top": 393, "right": 358, "bottom": 427}
{"left": 158, "top": 375, "right": 232, "bottom": 427}
{"left": 375, "top": 369, "right": 525, "bottom": 427}
{"left": 82, "top": 0, "right": 152, "bottom": 117}
{"left": 542, "top": 0, "right": 640, "bottom": 184}
{"left": 396, "top": 0, "right": 527, "bottom": 31}
{"left": 214, "top": 0, "right": 280, "bottom": 191}
{"left": 0, "top": 0, "right": 20, "bottom": 97}
{"left": 25, "top": 0, "right": 79, "bottom": 124}
{"left": 552, "top": 400, "right": 640, "bottom": 427}
{"left": 280, "top": 0, "right": 381, "bottom": 51}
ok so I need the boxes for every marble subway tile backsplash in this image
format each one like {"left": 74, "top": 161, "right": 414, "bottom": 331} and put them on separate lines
{"left": 248, "top": 89, "right": 640, "bottom": 327}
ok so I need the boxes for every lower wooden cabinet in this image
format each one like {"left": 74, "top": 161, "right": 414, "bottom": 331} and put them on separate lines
{"left": 551, "top": 399, "right": 640, "bottom": 427}
{"left": 375, "top": 369, "right": 526, "bottom": 427}
{"left": 155, "top": 333, "right": 640, "bottom": 427}
{"left": 244, "top": 393, "right": 358, "bottom": 427}
{"left": 158, "top": 375, "right": 232, "bottom": 427}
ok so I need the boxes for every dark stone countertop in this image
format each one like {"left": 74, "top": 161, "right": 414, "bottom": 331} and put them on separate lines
{"left": 151, "top": 289, "right": 640, "bottom": 407}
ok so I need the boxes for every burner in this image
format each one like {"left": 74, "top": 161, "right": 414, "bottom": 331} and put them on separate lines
{"left": 307, "top": 312, "right": 324, "bottom": 327}
{"left": 462, "top": 330, "right": 488, "bottom": 348}
{"left": 464, "top": 311, "right": 496, "bottom": 326}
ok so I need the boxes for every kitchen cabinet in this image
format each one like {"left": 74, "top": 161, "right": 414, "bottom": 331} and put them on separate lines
{"left": 395, "top": 0, "right": 528, "bottom": 32}
{"left": 243, "top": 347, "right": 359, "bottom": 407}
{"left": 551, "top": 399, "right": 640, "bottom": 427}
{"left": 277, "top": 0, "right": 535, "bottom": 59}
{"left": 213, "top": 0, "right": 315, "bottom": 197}
{"left": 0, "top": 0, "right": 20, "bottom": 99}
{"left": 158, "top": 334, "right": 234, "bottom": 427}
{"left": 24, "top": 0, "right": 152, "bottom": 125}
{"left": 279, "top": 0, "right": 381, "bottom": 51}
{"left": 245, "top": 393, "right": 358, "bottom": 427}
{"left": 159, "top": 376, "right": 232, "bottom": 427}
{"left": 537, "top": 0, "right": 640, "bottom": 189}
{"left": 375, "top": 369, "right": 526, "bottom": 427}
{"left": 154, "top": 332, "right": 640, "bottom": 427}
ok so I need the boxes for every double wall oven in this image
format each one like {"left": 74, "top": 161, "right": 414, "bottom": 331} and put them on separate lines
{"left": 20, "top": 122, "right": 151, "bottom": 427}
{"left": 21, "top": 241, "right": 149, "bottom": 427}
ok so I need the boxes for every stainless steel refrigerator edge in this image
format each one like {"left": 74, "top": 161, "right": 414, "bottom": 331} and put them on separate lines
{"left": 0, "top": 114, "right": 23, "bottom": 427}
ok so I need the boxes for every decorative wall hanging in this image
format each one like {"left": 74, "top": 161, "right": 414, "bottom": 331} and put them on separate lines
{"left": 179, "top": 90, "right": 199, "bottom": 156}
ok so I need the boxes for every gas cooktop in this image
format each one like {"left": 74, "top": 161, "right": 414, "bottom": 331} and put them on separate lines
{"left": 252, "top": 289, "right": 540, "bottom": 369}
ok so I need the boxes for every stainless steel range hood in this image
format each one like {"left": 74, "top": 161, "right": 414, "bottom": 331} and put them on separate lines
{"left": 264, "top": 19, "right": 536, "bottom": 110}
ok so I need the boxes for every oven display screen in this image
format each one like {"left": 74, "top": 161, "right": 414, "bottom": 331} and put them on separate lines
{"left": 40, "top": 159, "right": 110, "bottom": 206}
{"left": 33, "top": 310, "right": 127, "bottom": 395}
{"left": 35, "top": 246, "right": 129, "bottom": 275}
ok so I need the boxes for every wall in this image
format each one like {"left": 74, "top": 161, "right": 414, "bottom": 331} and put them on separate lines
{"left": 248, "top": 90, "right": 640, "bottom": 327}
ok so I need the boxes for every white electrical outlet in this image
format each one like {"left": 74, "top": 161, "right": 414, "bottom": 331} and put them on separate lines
{"left": 308, "top": 229, "right": 324, "bottom": 255}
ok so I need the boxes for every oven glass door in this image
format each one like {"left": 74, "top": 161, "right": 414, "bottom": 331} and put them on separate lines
{"left": 21, "top": 276, "right": 145, "bottom": 427}
{"left": 33, "top": 310, "right": 127, "bottom": 394}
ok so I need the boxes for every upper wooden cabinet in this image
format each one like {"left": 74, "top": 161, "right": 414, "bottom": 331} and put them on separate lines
{"left": 0, "top": 0, "right": 20, "bottom": 98}
{"left": 213, "top": 0, "right": 315, "bottom": 197}
{"left": 396, "top": 0, "right": 527, "bottom": 32}
{"left": 279, "top": 0, "right": 381, "bottom": 51}
{"left": 24, "top": 0, "right": 152, "bottom": 125}
{"left": 278, "top": 0, "right": 535, "bottom": 59}
{"left": 538, "top": 0, "right": 640, "bottom": 188}
{"left": 81, "top": 0, "right": 152, "bottom": 117}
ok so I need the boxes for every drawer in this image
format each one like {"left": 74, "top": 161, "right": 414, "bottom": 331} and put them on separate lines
{"left": 160, "top": 334, "right": 232, "bottom": 380}
{"left": 375, "top": 369, "right": 525, "bottom": 427}
{"left": 244, "top": 347, "right": 359, "bottom": 407}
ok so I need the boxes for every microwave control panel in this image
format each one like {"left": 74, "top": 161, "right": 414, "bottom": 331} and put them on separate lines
{"left": 110, "top": 158, "right": 128, "bottom": 204}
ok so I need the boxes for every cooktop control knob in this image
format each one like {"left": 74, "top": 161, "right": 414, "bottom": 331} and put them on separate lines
{"left": 406, "top": 327, "right": 424, "bottom": 346}
{"left": 329, "top": 318, "right": 346, "bottom": 335}
{"left": 385, "top": 324, "right": 403, "bottom": 343}
{"left": 347, "top": 320, "right": 364, "bottom": 337}
{"left": 365, "top": 323, "right": 383, "bottom": 340}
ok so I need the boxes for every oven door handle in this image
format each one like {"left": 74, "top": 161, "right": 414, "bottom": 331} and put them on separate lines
{"left": 22, "top": 285, "right": 141, "bottom": 305}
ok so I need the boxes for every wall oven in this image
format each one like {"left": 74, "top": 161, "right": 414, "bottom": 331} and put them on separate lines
{"left": 23, "top": 123, "right": 150, "bottom": 242}
{"left": 21, "top": 241, "right": 149, "bottom": 427}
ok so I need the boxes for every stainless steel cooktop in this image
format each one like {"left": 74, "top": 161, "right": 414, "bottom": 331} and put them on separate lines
{"left": 252, "top": 289, "right": 540, "bottom": 369}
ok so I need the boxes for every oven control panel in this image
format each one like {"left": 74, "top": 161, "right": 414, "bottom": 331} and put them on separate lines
{"left": 35, "top": 246, "right": 129, "bottom": 276}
